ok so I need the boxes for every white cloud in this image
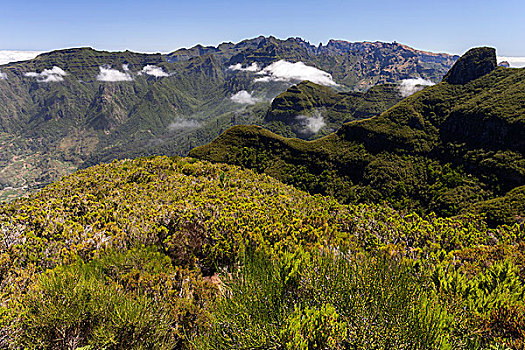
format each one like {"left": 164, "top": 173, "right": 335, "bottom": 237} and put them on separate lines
{"left": 254, "top": 60, "right": 338, "bottom": 86}
{"left": 167, "top": 118, "right": 200, "bottom": 131}
{"left": 0, "top": 50, "right": 43, "bottom": 65}
{"left": 397, "top": 78, "right": 434, "bottom": 97}
{"left": 296, "top": 111, "right": 326, "bottom": 134}
{"left": 96, "top": 66, "right": 133, "bottom": 82}
{"left": 228, "top": 62, "right": 260, "bottom": 72}
{"left": 497, "top": 56, "right": 525, "bottom": 68}
{"left": 141, "top": 65, "right": 169, "bottom": 77}
{"left": 24, "top": 66, "right": 68, "bottom": 82}
{"left": 230, "top": 90, "right": 261, "bottom": 105}
{"left": 0, "top": 71, "right": 7, "bottom": 80}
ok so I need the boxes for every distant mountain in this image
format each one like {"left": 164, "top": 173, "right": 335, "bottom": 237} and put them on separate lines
{"left": 0, "top": 37, "right": 457, "bottom": 200}
{"left": 168, "top": 36, "right": 458, "bottom": 90}
{"left": 191, "top": 47, "right": 525, "bottom": 224}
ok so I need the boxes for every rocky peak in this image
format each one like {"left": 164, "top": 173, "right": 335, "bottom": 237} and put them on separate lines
{"left": 443, "top": 47, "right": 497, "bottom": 85}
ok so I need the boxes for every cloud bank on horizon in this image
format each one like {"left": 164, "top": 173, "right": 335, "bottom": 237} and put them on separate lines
{"left": 497, "top": 56, "right": 525, "bottom": 68}
{"left": 0, "top": 51, "right": 43, "bottom": 65}
{"left": 24, "top": 66, "right": 68, "bottom": 82}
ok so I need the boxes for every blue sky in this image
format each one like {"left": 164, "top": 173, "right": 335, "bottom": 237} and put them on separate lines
{"left": 1, "top": 0, "right": 524, "bottom": 56}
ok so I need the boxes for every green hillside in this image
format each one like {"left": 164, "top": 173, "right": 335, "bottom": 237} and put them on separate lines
{"left": 0, "top": 37, "right": 456, "bottom": 200}
{"left": 0, "top": 156, "right": 523, "bottom": 348}
{"left": 263, "top": 81, "right": 402, "bottom": 138}
{"left": 191, "top": 48, "right": 525, "bottom": 223}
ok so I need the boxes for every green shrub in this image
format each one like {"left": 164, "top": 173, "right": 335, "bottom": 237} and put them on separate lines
{"left": 197, "top": 248, "right": 453, "bottom": 350}
{"left": 11, "top": 247, "right": 216, "bottom": 349}
{"left": 282, "top": 303, "right": 348, "bottom": 350}
{"left": 16, "top": 264, "right": 176, "bottom": 349}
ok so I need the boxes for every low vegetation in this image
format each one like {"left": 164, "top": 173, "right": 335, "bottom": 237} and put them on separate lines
{"left": 0, "top": 156, "right": 523, "bottom": 348}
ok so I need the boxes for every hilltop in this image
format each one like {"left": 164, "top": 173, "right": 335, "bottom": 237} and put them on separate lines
{"left": 191, "top": 47, "right": 525, "bottom": 223}
{"left": 263, "top": 81, "right": 402, "bottom": 138}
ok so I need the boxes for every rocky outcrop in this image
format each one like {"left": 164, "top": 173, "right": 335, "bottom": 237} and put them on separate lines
{"left": 443, "top": 47, "right": 497, "bottom": 85}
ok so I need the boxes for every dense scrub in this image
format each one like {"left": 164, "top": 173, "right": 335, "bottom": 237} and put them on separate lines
{"left": 0, "top": 156, "right": 523, "bottom": 348}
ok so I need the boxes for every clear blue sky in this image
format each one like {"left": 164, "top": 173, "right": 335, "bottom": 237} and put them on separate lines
{"left": 1, "top": 0, "right": 524, "bottom": 56}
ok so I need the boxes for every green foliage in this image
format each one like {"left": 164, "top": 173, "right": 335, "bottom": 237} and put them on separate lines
{"left": 0, "top": 156, "right": 523, "bottom": 348}
{"left": 15, "top": 255, "right": 176, "bottom": 349}
{"left": 10, "top": 247, "right": 215, "bottom": 349}
{"left": 282, "top": 304, "right": 348, "bottom": 350}
{"left": 469, "top": 185, "right": 525, "bottom": 226}
{"left": 431, "top": 261, "right": 525, "bottom": 348}
{"left": 197, "top": 248, "right": 454, "bottom": 350}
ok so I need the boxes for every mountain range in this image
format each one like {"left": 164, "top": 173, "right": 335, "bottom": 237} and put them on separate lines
{"left": 0, "top": 36, "right": 457, "bottom": 200}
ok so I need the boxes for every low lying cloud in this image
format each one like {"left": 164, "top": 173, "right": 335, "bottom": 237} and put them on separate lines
{"left": 497, "top": 56, "right": 525, "bottom": 68}
{"left": 141, "top": 65, "right": 169, "bottom": 77}
{"left": 254, "top": 60, "right": 338, "bottom": 86}
{"left": 296, "top": 110, "right": 326, "bottom": 134}
{"left": 167, "top": 118, "right": 200, "bottom": 131}
{"left": 0, "top": 71, "right": 7, "bottom": 80}
{"left": 228, "top": 62, "right": 260, "bottom": 72}
{"left": 230, "top": 90, "right": 260, "bottom": 105}
{"left": 24, "top": 66, "right": 68, "bottom": 82}
{"left": 0, "top": 50, "right": 42, "bottom": 65}
{"left": 398, "top": 78, "right": 434, "bottom": 97}
{"left": 97, "top": 66, "right": 133, "bottom": 82}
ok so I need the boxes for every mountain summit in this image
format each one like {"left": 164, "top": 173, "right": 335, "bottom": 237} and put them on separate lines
{"left": 443, "top": 47, "right": 497, "bottom": 84}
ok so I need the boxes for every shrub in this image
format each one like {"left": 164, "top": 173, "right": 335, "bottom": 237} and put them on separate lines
{"left": 196, "top": 247, "right": 452, "bottom": 349}
{"left": 12, "top": 247, "right": 216, "bottom": 349}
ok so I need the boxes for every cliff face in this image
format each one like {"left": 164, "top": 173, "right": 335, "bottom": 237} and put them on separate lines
{"left": 443, "top": 47, "right": 497, "bottom": 84}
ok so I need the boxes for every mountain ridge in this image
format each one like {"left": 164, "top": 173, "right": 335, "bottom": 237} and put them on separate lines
{"left": 190, "top": 47, "right": 525, "bottom": 223}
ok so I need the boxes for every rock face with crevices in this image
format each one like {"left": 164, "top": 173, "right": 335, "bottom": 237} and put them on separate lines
{"left": 443, "top": 47, "right": 497, "bottom": 84}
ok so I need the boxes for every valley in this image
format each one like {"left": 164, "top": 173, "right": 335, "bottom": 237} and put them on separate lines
{"left": 0, "top": 37, "right": 457, "bottom": 200}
